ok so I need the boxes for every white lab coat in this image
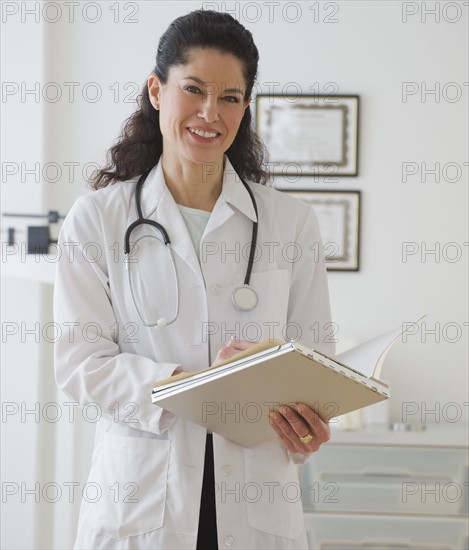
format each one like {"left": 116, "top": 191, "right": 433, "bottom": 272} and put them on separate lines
{"left": 53, "top": 155, "right": 335, "bottom": 550}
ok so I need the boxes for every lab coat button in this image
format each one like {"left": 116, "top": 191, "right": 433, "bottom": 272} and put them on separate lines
{"left": 222, "top": 464, "right": 232, "bottom": 476}
{"left": 225, "top": 535, "right": 234, "bottom": 546}
{"left": 211, "top": 283, "right": 223, "bottom": 295}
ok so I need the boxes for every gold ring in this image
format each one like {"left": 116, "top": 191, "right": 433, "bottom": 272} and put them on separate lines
{"left": 299, "top": 433, "right": 314, "bottom": 445}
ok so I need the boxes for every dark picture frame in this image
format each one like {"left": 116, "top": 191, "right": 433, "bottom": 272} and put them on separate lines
{"left": 256, "top": 94, "right": 359, "bottom": 177}
{"left": 286, "top": 190, "right": 361, "bottom": 271}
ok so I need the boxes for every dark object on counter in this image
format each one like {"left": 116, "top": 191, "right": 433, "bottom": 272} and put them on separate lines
{"left": 27, "top": 226, "right": 51, "bottom": 254}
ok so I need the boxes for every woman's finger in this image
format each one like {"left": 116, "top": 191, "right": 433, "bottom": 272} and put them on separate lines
{"left": 269, "top": 407, "right": 315, "bottom": 454}
{"left": 212, "top": 339, "right": 258, "bottom": 365}
{"left": 226, "top": 338, "right": 257, "bottom": 351}
{"left": 270, "top": 403, "right": 331, "bottom": 455}
{"left": 268, "top": 415, "right": 298, "bottom": 453}
{"left": 295, "top": 402, "right": 331, "bottom": 444}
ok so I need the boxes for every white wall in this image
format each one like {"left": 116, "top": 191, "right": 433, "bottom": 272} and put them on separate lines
{"left": 2, "top": 1, "right": 468, "bottom": 548}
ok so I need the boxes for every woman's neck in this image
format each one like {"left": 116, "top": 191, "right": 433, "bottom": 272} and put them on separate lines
{"left": 161, "top": 154, "right": 225, "bottom": 212}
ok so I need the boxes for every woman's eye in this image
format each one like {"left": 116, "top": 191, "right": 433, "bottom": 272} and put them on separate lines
{"left": 184, "top": 86, "right": 239, "bottom": 103}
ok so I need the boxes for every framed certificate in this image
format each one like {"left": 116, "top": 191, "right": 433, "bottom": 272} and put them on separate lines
{"left": 286, "top": 190, "right": 361, "bottom": 271}
{"left": 256, "top": 95, "right": 359, "bottom": 177}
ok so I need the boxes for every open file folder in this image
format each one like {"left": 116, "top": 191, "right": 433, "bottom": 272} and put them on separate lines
{"left": 152, "top": 338, "right": 391, "bottom": 448}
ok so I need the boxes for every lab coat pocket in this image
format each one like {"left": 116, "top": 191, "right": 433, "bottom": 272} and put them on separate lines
{"left": 87, "top": 432, "right": 170, "bottom": 540}
{"left": 243, "top": 439, "right": 304, "bottom": 540}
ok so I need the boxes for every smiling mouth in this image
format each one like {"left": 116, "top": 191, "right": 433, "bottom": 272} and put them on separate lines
{"left": 188, "top": 128, "right": 220, "bottom": 139}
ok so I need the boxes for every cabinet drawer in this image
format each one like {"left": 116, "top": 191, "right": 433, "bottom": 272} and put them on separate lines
{"left": 304, "top": 512, "right": 469, "bottom": 549}
{"left": 300, "top": 446, "right": 468, "bottom": 515}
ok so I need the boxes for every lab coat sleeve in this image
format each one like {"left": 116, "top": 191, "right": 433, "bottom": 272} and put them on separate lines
{"left": 53, "top": 195, "right": 178, "bottom": 435}
{"left": 286, "top": 204, "right": 336, "bottom": 465}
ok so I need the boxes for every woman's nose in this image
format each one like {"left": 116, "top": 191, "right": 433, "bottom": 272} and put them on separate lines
{"left": 197, "top": 95, "right": 219, "bottom": 123}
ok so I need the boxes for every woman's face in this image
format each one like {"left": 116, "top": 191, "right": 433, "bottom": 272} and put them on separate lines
{"left": 148, "top": 48, "right": 251, "bottom": 167}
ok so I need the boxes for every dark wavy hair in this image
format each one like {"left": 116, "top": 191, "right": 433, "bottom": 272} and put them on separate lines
{"left": 90, "top": 10, "right": 268, "bottom": 189}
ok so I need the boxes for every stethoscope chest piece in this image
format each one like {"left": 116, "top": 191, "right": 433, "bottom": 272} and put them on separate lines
{"left": 232, "top": 285, "right": 259, "bottom": 312}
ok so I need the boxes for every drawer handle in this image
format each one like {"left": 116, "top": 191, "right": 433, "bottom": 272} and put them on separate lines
{"left": 320, "top": 471, "right": 454, "bottom": 484}
{"left": 320, "top": 469, "right": 413, "bottom": 480}
{"left": 359, "top": 538, "right": 413, "bottom": 548}
{"left": 361, "top": 469, "right": 413, "bottom": 477}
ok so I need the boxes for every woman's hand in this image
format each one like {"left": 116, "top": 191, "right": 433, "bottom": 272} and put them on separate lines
{"left": 269, "top": 402, "right": 330, "bottom": 456}
{"left": 211, "top": 338, "right": 258, "bottom": 366}
{"left": 169, "top": 339, "right": 257, "bottom": 378}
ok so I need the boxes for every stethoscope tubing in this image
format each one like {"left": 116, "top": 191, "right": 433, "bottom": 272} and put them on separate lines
{"left": 124, "top": 166, "right": 259, "bottom": 326}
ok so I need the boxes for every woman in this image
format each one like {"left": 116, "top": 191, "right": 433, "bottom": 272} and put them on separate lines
{"left": 54, "top": 9, "right": 334, "bottom": 550}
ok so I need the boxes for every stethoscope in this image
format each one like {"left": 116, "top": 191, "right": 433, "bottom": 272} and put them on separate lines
{"left": 124, "top": 169, "right": 259, "bottom": 327}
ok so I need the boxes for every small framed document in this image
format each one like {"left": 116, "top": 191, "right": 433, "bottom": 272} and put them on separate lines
{"left": 286, "top": 190, "right": 361, "bottom": 271}
{"left": 256, "top": 95, "right": 359, "bottom": 177}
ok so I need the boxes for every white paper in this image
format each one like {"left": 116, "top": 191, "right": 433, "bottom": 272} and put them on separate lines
{"left": 337, "top": 316, "right": 426, "bottom": 379}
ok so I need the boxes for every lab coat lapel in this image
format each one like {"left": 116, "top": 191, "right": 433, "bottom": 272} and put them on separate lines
{"left": 203, "top": 156, "right": 258, "bottom": 238}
